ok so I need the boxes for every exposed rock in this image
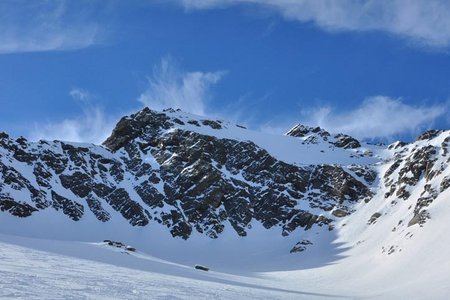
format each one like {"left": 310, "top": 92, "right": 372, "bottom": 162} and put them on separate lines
{"left": 103, "top": 107, "right": 172, "bottom": 151}
{"left": 201, "top": 120, "right": 222, "bottom": 129}
{"left": 286, "top": 124, "right": 362, "bottom": 149}
{"left": 126, "top": 246, "right": 136, "bottom": 252}
{"left": 51, "top": 191, "right": 84, "bottom": 221}
{"left": 408, "top": 210, "right": 430, "bottom": 227}
{"left": 86, "top": 195, "right": 111, "bottom": 222}
{"left": 290, "top": 240, "right": 313, "bottom": 253}
{"left": 105, "top": 188, "right": 150, "bottom": 226}
{"left": 368, "top": 212, "right": 382, "bottom": 225}
{"left": 332, "top": 209, "right": 348, "bottom": 218}
{"left": 416, "top": 130, "right": 443, "bottom": 141}
{"left": 187, "top": 120, "right": 200, "bottom": 126}
{"left": 194, "top": 264, "right": 209, "bottom": 271}
{"left": 332, "top": 134, "right": 361, "bottom": 149}
{"left": 104, "top": 240, "right": 137, "bottom": 252}
{"left": 348, "top": 165, "right": 377, "bottom": 185}
{"left": 440, "top": 175, "right": 450, "bottom": 192}
{"left": 286, "top": 124, "right": 330, "bottom": 139}
{"left": 0, "top": 196, "right": 37, "bottom": 217}
{"left": 388, "top": 141, "right": 408, "bottom": 150}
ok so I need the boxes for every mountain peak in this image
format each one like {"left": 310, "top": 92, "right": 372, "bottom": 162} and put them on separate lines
{"left": 103, "top": 107, "right": 172, "bottom": 151}
{"left": 286, "top": 123, "right": 361, "bottom": 149}
{"left": 286, "top": 124, "right": 331, "bottom": 138}
{"left": 103, "top": 107, "right": 244, "bottom": 152}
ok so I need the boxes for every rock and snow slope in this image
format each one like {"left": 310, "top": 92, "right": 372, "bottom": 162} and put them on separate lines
{"left": 1, "top": 107, "right": 450, "bottom": 298}
{"left": 0, "top": 108, "right": 377, "bottom": 243}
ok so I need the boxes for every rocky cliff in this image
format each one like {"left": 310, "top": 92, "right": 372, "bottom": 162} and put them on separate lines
{"left": 1, "top": 107, "right": 447, "bottom": 253}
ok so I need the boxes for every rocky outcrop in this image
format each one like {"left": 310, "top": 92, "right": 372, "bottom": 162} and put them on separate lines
{"left": 382, "top": 131, "right": 450, "bottom": 228}
{"left": 286, "top": 125, "right": 330, "bottom": 139}
{"left": 0, "top": 196, "right": 37, "bottom": 217}
{"left": 286, "top": 124, "right": 361, "bottom": 149}
{"left": 290, "top": 240, "right": 313, "bottom": 253}
{"left": 333, "top": 134, "right": 361, "bottom": 149}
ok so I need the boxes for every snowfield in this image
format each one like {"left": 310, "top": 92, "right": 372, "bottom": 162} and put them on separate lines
{"left": 0, "top": 234, "right": 347, "bottom": 300}
{"left": 1, "top": 190, "right": 450, "bottom": 300}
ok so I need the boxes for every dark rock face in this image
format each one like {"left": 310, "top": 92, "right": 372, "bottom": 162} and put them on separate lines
{"left": 368, "top": 212, "right": 382, "bottom": 225}
{"left": 51, "top": 191, "right": 84, "bottom": 221}
{"left": 104, "top": 240, "right": 136, "bottom": 252}
{"left": 290, "top": 240, "right": 313, "bottom": 253}
{"left": 0, "top": 196, "right": 37, "bottom": 217}
{"left": 105, "top": 188, "right": 150, "bottom": 226}
{"left": 86, "top": 195, "right": 111, "bottom": 222}
{"left": 286, "top": 125, "right": 330, "bottom": 139}
{"left": 408, "top": 210, "right": 430, "bottom": 227}
{"left": 194, "top": 264, "right": 210, "bottom": 271}
{"left": 383, "top": 132, "right": 450, "bottom": 227}
{"left": 103, "top": 108, "right": 172, "bottom": 152}
{"left": 332, "top": 134, "right": 361, "bottom": 149}
{"left": 416, "top": 130, "right": 443, "bottom": 142}
{"left": 0, "top": 109, "right": 375, "bottom": 241}
{"left": 286, "top": 124, "right": 361, "bottom": 149}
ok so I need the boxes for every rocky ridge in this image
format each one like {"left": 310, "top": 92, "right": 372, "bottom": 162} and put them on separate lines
{"left": 1, "top": 107, "right": 448, "bottom": 253}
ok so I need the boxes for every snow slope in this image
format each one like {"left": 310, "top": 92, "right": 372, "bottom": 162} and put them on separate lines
{"left": 1, "top": 199, "right": 449, "bottom": 300}
{"left": 0, "top": 234, "right": 351, "bottom": 300}
{"left": 2, "top": 168, "right": 450, "bottom": 299}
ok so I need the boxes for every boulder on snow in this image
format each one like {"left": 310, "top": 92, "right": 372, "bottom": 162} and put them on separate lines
{"left": 104, "top": 240, "right": 126, "bottom": 247}
{"left": 103, "top": 240, "right": 136, "bottom": 251}
{"left": 408, "top": 210, "right": 430, "bottom": 227}
{"left": 332, "top": 208, "right": 348, "bottom": 218}
{"left": 194, "top": 264, "right": 210, "bottom": 271}
{"left": 368, "top": 212, "right": 382, "bottom": 225}
{"left": 290, "top": 240, "right": 313, "bottom": 253}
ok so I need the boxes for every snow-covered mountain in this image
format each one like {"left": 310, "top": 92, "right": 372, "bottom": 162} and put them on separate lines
{"left": 1, "top": 107, "right": 450, "bottom": 298}
{"left": 0, "top": 108, "right": 377, "bottom": 241}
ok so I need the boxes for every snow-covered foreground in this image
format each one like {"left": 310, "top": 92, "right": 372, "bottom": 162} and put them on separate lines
{"left": 2, "top": 164, "right": 450, "bottom": 299}
{"left": 0, "top": 234, "right": 351, "bottom": 300}
{"left": 1, "top": 196, "right": 450, "bottom": 300}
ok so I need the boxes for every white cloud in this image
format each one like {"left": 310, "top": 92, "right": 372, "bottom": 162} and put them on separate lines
{"left": 29, "top": 57, "right": 226, "bottom": 144}
{"left": 30, "top": 89, "right": 115, "bottom": 144}
{"left": 0, "top": 0, "right": 103, "bottom": 54}
{"left": 301, "top": 96, "right": 447, "bottom": 140}
{"left": 138, "top": 57, "right": 225, "bottom": 115}
{"left": 69, "top": 88, "right": 92, "bottom": 103}
{"left": 177, "top": 0, "right": 450, "bottom": 48}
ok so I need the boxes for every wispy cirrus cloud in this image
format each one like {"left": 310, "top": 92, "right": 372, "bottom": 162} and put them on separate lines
{"left": 138, "top": 56, "right": 225, "bottom": 115}
{"left": 30, "top": 58, "right": 226, "bottom": 143}
{"left": 176, "top": 0, "right": 450, "bottom": 48}
{"left": 0, "top": 0, "right": 106, "bottom": 54}
{"left": 30, "top": 88, "right": 115, "bottom": 144}
{"left": 300, "top": 96, "right": 447, "bottom": 140}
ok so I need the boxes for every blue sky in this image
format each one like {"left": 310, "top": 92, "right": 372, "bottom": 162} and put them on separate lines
{"left": 1, "top": 0, "right": 450, "bottom": 143}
